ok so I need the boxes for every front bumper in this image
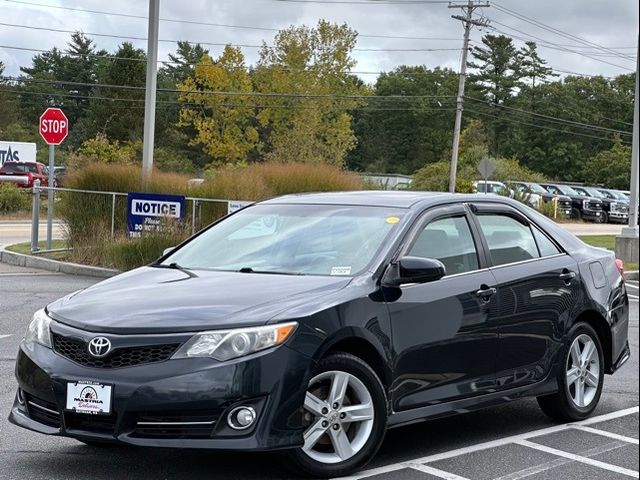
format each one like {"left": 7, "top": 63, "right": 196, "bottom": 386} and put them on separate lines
{"left": 608, "top": 211, "right": 629, "bottom": 223}
{"left": 582, "top": 209, "right": 602, "bottom": 221}
{"left": 9, "top": 341, "right": 313, "bottom": 451}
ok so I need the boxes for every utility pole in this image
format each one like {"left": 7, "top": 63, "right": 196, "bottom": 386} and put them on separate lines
{"left": 448, "top": 1, "right": 490, "bottom": 193}
{"left": 142, "top": 0, "right": 160, "bottom": 183}
{"left": 615, "top": 33, "right": 639, "bottom": 264}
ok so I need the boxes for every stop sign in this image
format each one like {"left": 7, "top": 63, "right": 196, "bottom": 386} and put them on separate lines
{"left": 39, "top": 108, "right": 69, "bottom": 145}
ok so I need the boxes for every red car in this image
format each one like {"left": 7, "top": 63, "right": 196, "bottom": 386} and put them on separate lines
{"left": 0, "top": 162, "right": 50, "bottom": 188}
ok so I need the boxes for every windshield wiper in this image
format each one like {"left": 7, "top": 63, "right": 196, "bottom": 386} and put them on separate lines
{"left": 154, "top": 262, "right": 198, "bottom": 278}
{"left": 237, "top": 267, "right": 304, "bottom": 276}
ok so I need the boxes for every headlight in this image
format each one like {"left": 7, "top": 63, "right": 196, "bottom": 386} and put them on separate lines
{"left": 583, "top": 199, "right": 590, "bottom": 209}
{"left": 24, "top": 309, "right": 52, "bottom": 348}
{"left": 610, "top": 201, "right": 618, "bottom": 211}
{"left": 173, "top": 322, "right": 298, "bottom": 361}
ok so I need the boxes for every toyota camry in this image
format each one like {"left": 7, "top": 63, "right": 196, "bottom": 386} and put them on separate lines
{"left": 9, "top": 191, "right": 630, "bottom": 477}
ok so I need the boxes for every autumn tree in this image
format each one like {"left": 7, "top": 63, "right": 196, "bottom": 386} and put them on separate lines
{"left": 178, "top": 46, "right": 259, "bottom": 166}
{"left": 253, "top": 20, "right": 366, "bottom": 166}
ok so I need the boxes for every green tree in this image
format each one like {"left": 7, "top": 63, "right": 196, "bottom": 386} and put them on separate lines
{"left": 583, "top": 137, "right": 631, "bottom": 190}
{"left": 518, "top": 41, "right": 556, "bottom": 91}
{"left": 468, "top": 34, "right": 523, "bottom": 154}
{"left": 82, "top": 42, "right": 147, "bottom": 142}
{"left": 163, "top": 41, "right": 209, "bottom": 84}
{"left": 347, "top": 66, "right": 460, "bottom": 174}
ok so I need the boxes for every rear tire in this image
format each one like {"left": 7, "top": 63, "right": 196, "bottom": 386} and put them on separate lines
{"left": 537, "top": 322, "right": 604, "bottom": 422}
{"left": 286, "top": 352, "right": 387, "bottom": 478}
{"left": 600, "top": 211, "right": 609, "bottom": 224}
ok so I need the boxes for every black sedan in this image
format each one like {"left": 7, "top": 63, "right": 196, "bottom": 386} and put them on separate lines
{"left": 9, "top": 192, "right": 631, "bottom": 477}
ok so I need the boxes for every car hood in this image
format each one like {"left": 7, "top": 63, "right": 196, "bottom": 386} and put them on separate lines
{"left": 47, "top": 266, "right": 352, "bottom": 334}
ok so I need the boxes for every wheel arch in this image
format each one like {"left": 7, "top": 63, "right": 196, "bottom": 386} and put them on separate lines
{"left": 316, "top": 331, "right": 392, "bottom": 391}
{"left": 574, "top": 309, "right": 612, "bottom": 372}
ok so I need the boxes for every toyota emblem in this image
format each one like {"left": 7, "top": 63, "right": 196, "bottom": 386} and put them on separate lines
{"left": 87, "top": 337, "right": 111, "bottom": 358}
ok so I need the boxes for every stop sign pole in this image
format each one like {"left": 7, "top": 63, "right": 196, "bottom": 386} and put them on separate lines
{"left": 39, "top": 108, "right": 68, "bottom": 251}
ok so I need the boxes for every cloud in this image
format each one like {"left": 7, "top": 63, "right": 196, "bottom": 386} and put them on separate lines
{"left": 0, "top": 0, "right": 637, "bottom": 81}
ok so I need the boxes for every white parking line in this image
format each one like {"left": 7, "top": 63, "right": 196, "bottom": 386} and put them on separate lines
{"left": 627, "top": 283, "right": 639, "bottom": 289}
{"left": 571, "top": 425, "right": 640, "bottom": 445}
{"left": 515, "top": 439, "right": 639, "bottom": 477}
{"left": 0, "top": 335, "right": 11, "bottom": 340}
{"left": 337, "top": 406, "right": 639, "bottom": 480}
{"left": 409, "top": 463, "right": 471, "bottom": 479}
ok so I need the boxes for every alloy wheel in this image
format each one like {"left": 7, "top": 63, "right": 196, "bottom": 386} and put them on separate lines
{"left": 302, "top": 370, "right": 375, "bottom": 464}
{"left": 565, "top": 334, "right": 600, "bottom": 408}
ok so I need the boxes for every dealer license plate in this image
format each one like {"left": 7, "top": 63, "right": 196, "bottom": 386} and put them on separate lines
{"left": 65, "top": 381, "right": 112, "bottom": 415}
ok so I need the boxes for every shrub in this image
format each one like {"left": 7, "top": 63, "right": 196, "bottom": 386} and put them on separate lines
{"left": 0, "top": 184, "right": 31, "bottom": 214}
{"left": 105, "top": 230, "right": 188, "bottom": 270}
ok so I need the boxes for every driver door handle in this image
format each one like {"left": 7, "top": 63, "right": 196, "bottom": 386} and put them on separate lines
{"left": 476, "top": 286, "right": 497, "bottom": 301}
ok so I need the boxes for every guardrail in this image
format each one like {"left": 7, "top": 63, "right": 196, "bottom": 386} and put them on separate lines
{"left": 30, "top": 182, "right": 239, "bottom": 254}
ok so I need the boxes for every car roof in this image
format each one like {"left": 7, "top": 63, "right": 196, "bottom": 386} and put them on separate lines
{"left": 260, "top": 190, "right": 527, "bottom": 210}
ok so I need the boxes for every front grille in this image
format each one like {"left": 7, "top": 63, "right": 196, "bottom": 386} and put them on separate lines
{"left": 560, "top": 200, "right": 572, "bottom": 208}
{"left": 613, "top": 204, "right": 629, "bottom": 213}
{"left": 26, "top": 394, "right": 61, "bottom": 428}
{"left": 133, "top": 410, "right": 221, "bottom": 439}
{"left": 52, "top": 333, "right": 179, "bottom": 369}
{"left": 64, "top": 412, "right": 117, "bottom": 434}
{"left": 588, "top": 201, "right": 602, "bottom": 210}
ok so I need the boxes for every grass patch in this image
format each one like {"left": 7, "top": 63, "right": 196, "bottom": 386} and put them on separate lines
{"left": 6, "top": 240, "right": 70, "bottom": 261}
{"left": 578, "top": 235, "right": 638, "bottom": 271}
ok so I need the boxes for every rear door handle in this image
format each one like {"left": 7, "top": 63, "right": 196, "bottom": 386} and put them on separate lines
{"left": 559, "top": 271, "right": 576, "bottom": 283}
{"left": 476, "top": 286, "right": 497, "bottom": 301}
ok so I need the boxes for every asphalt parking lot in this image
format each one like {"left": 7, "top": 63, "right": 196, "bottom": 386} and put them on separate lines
{"left": 0, "top": 267, "right": 637, "bottom": 480}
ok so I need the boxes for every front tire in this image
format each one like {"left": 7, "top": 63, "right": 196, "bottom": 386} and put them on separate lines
{"left": 287, "top": 353, "right": 387, "bottom": 478}
{"left": 537, "top": 322, "right": 604, "bottom": 422}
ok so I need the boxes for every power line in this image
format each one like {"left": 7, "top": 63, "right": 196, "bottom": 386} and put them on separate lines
{"left": 1, "top": 76, "right": 458, "bottom": 100}
{"left": 465, "top": 107, "right": 632, "bottom": 144}
{"left": 482, "top": 21, "right": 635, "bottom": 71}
{"left": 0, "top": 22, "right": 463, "bottom": 53}
{"left": 1, "top": 43, "right": 463, "bottom": 76}
{"left": 492, "top": 3, "right": 636, "bottom": 64}
{"left": 464, "top": 96, "right": 632, "bottom": 136}
{"left": 0, "top": 0, "right": 459, "bottom": 41}
{"left": 0, "top": 87, "right": 459, "bottom": 111}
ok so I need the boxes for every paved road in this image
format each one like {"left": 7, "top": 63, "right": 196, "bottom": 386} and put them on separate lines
{"left": 0, "top": 266, "right": 637, "bottom": 480}
{"left": 0, "top": 221, "right": 63, "bottom": 248}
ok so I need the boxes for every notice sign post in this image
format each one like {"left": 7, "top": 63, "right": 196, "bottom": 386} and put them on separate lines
{"left": 127, "top": 192, "right": 185, "bottom": 237}
{"left": 39, "top": 108, "right": 68, "bottom": 251}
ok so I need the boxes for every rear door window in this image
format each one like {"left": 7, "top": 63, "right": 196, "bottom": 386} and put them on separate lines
{"left": 477, "top": 214, "right": 540, "bottom": 266}
{"left": 532, "top": 226, "right": 562, "bottom": 257}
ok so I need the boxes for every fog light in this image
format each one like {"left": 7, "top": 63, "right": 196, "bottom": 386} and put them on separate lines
{"left": 16, "top": 388, "right": 25, "bottom": 405}
{"left": 227, "top": 406, "right": 256, "bottom": 430}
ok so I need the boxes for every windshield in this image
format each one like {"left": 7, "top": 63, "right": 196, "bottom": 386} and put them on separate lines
{"left": 162, "top": 204, "right": 406, "bottom": 276}
{"left": 582, "top": 187, "right": 605, "bottom": 198}
{"left": 608, "top": 190, "right": 629, "bottom": 201}
{"left": 525, "top": 183, "right": 548, "bottom": 194}
{"left": 554, "top": 185, "right": 580, "bottom": 196}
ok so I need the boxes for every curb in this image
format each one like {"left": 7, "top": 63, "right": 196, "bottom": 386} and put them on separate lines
{"left": 625, "top": 270, "right": 639, "bottom": 281}
{"left": 0, "top": 247, "right": 120, "bottom": 278}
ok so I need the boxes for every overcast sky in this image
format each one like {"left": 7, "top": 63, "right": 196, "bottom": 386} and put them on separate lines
{"left": 0, "top": 0, "right": 638, "bottom": 82}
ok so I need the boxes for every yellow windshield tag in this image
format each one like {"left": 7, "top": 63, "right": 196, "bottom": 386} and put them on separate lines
{"left": 385, "top": 216, "right": 400, "bottom": 224}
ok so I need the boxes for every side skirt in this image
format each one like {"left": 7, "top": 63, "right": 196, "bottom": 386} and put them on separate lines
{"left": 387, "top": 376, "right": 558, "bottom": 429}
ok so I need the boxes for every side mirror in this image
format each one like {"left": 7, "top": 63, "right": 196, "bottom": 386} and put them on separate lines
{"left": 162, "top": 247, "right": 175, "bottom": 257}
{"left": 384, "top": 256, "right": 446, "bottom": 286}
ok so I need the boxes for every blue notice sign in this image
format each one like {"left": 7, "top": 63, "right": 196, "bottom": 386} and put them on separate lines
{"left": 127, "top": 192, "right": 185, "bottom": 237}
